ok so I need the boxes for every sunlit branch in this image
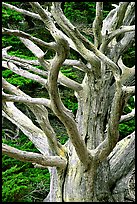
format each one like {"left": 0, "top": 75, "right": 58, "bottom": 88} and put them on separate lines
{"left": 2, "top": 2, "right": 42, "bottom": 20}
{"left": 6, "top": 60, "right": 49, "bottom": 77}
{"left": 2, "top": 77, "right": 66, "bottom": 156}
{"left": 111, "top": 31, "right": 135, "bottom": 61}
{"left": 19, "top": 37, "right": 47, "bottom": 58}
{"left": 51, "top": 3, "right": 121, "bottom": 80}
{"left": 120, "top": 108, "right": 135, "bottom": 123}
{"left": 2, "top": 143, "right": 67, "bottom": 168}
{"left": 27, "top": 104, "right": 68, "bottom": 157}
{"left": 2, "top": 77, "right": 32, "bottom": 97}
{"left": 2, "top": 61, "right": 48, "bottom": 88}
{"left": 2, "top": 46, "right": 39, "bottom": 66}
{"left": 2, "top": 3, "right": 82, "bottom": 57}
{"left": 122, "top": 86, "right": 135, "bottom": 95}
{"left": 63, "top": 59, "right": 90, "bottom": 72}
{"left": 58, "top": 72, "right": 83, "bottom": 91}
{"left": 2, "top": 92, "right": 51, "bottom": 109}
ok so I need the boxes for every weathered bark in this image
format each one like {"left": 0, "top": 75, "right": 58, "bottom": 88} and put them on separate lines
{"left": 2, "top": 2, "right": 135, "bottom": 202}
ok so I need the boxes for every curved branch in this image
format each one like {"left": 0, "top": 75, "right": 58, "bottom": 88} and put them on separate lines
{"left": 2, "top": 46, "right": 12, "bottom": 56}
{"left": 41, "top": 24, "right": 90, "bottom": 166}
{"left": 58, "top": 72, "right": 83, "bottom": 91}
{"left": 118, "top": 57, "right": 135, "bottom": 71}
{"left": 63, "top": 59, "right": 90, "bottom": 72}
{"left": 51, "top": 2, "right": 101, "bottom": 70}
{"left": 2, "top": 77, "right": 34, "bottom": 97}
{"left": 117, "top": 57, "right": 135, "bottom": 86}
{"left": 117, "top": 3, "right": 135, "bottom": 58}
{"left": 2, "top": 45, "right": 82, "bottom": 92}
{"left": 51, "top": 3, "right": 121, "bottom": 80}
{"left": 94, "top": 78, "right": 123, "bottom": 161}
{"left": 120, "top": 108, "right": 135, "bottom": 123}
{"left": 107, "top": 78, "right": 123, "bottom": 147}
{"left": 117, "top": 33, "right": 134, "bottom": 60}
{"left": 2, "top": 27, "right": 56, "bottom": 51}
{"left": 2, "top": 3, "right": 86, "bottom": 64}
{"left": 2, "top": 19, "right": 83, "bottom": 92}
{"left": 2, "top": 144, "right": 67, "bottom": 168}
{"left": 101, "top": 2, "right": 129, "bottom": 36}
{"left": 100, "top": 2, "right": 131, "bottom": 53}
{"left": 19, "top": 37, "right": 48, "bottom": 58}
{"left": 108, "top": 25, "right": 135, "bottom": 42}
{"left": 5, "top": 57, "right": 83, "bottom": 92}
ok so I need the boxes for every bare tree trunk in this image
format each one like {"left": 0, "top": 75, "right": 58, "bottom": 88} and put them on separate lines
{"left": 2, "top": 2, "right": 135, "bottom": 202}
{"left": 44, "top": 132, "right": 134, "bottom": 202}
{"left": 44, "top": 70, "right": 135, "bottom": 202}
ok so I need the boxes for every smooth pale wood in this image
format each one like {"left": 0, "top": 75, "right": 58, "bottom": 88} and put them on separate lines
{"left": 2, "top": 2, "right": 135, "bottom": 202}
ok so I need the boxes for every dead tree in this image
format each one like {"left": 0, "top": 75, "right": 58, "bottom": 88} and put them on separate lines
{"left": 2, "top": 2, "right": 135, "bottom": 202}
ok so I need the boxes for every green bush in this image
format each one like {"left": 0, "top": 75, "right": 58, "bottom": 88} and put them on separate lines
{"left": 2, "top": 133, "right": 50, "bottom": 202}
{"left": 2, "top": 161, "right": 50, "bottom": 202}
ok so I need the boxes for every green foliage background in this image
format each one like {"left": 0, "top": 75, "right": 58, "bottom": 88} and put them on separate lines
{"left": 2, "top": 2, "right": 135, "bottom": 202}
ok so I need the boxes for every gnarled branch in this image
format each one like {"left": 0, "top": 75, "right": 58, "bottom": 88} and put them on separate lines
{"left": 48, "top": 38, "right": 90, "bottom": 167}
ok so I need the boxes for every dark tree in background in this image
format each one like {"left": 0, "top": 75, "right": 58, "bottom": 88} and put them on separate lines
{"left": 2, "top": 2, "right": 135, "bottom": 202}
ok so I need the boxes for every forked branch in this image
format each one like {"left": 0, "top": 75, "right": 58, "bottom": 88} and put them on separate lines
{"left": 2, "top": 78, "right": 65, "bottom": 157}
{"left": 47, "top": 35, "right": 90, "bottom": 167}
